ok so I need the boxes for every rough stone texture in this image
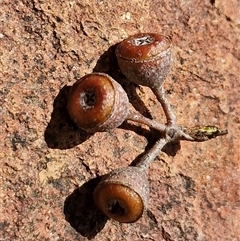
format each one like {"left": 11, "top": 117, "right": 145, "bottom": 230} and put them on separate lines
{"left": 0, "top": 0, "right": 239, "bottom": 240}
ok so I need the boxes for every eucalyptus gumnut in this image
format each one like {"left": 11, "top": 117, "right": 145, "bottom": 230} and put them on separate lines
{"left": 68, "top": 73, "right": 129, "bottom": 132}
{"left": 115, "top": 33, "right": 173, "bottom": 89}
{"left": 93, "top": 166, "right": 149, "bottom": 223}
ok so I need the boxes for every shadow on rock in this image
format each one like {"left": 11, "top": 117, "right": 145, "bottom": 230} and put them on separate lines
{"left": 44, "top": 85, "right": 91, "bottom": 149}
{"left": 162, "top": 140, "right": 181, "bottom": 156}
{"left": 64, "top": 177, "right": 108, "bottom": 239}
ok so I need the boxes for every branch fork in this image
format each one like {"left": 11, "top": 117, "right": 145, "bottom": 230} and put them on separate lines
{"left": 126, "top": 85, "right": 228, "bottom": 169}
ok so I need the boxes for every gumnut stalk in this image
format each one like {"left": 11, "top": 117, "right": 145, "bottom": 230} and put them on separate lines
{"left": 68, "top": 72, "right": 167, "bottom": 133}
{"left": 93, "top": 136, "right": 169, "bottom": 223}
{"left": 116, "top": 33, "right": 177, "bottom": 125}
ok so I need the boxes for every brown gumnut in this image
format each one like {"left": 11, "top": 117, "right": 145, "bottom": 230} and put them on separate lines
{"left": 68, "top": 73, "right": 129, "bottom": 132}
{"left": 93, "top": 166, "right": 149, "bottom": 223}
{"left": 115, "top": 33, "right": 173, "bottom": 89}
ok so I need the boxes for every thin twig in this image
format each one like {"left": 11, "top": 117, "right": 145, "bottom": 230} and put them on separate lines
{"left": 133, "top": 125, "right": 228, "bottom": 171}
{"left": 152, "top": 86, "right": 177, "bottom": 126}
{"left": 126, "top": 109, "right": 166, "bottom": 133}
{"left": 136, "top": 137, "right": 169, "bottom": 170}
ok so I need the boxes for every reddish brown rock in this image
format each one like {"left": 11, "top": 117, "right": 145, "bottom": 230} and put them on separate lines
{"left": 0, "top": 0, "right": 239, "bottom": 240}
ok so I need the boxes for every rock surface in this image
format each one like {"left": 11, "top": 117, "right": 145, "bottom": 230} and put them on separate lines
{"left": 0, "top": 0, "right": 239, "bottom": 240}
